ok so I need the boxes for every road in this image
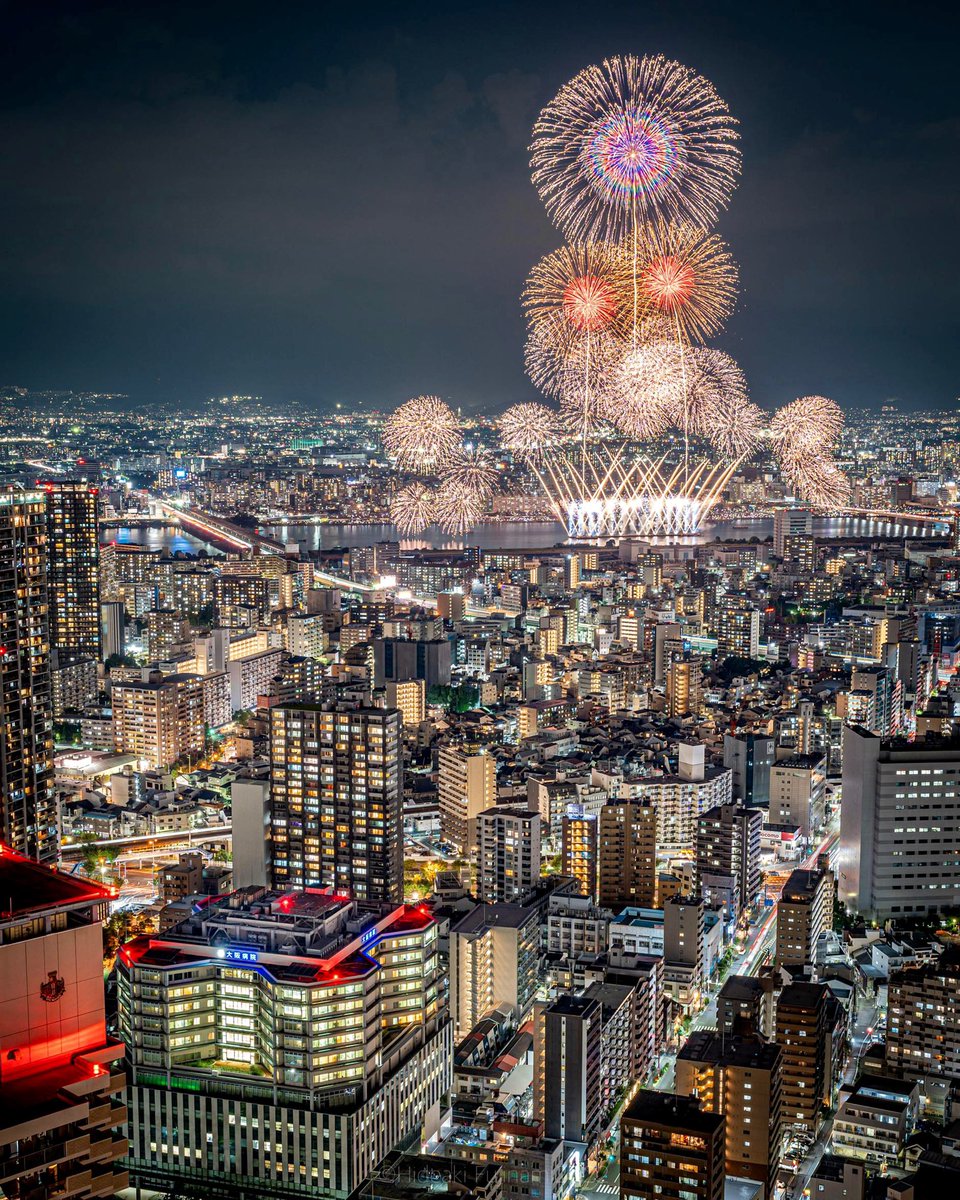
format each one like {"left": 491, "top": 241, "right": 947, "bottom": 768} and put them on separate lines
{"left": 61, "top": 825, "right": 232, "bottom": 856}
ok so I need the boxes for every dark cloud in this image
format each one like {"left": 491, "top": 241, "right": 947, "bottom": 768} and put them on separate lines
{"left": 0, "top": 0, "right": 957, "bottom": 411}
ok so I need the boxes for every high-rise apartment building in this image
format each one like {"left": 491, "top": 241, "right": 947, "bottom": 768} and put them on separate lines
{"left": 675, "top": 1032, "right": 783, "bottom": 1191}
{"left": 112, "top": 671, "right": 205, "bottom": 770}
{"left": 561, "top": 811, "right": 598, "bottom": 900}
{"left": 448, "top": 901, "right": 541, "bottom": 1038}
{"left": 0, "top": 848, "right": 128, "bottom": 1199}
{"left": 776, "top": 867, "right": 833, "bottom": 969}
{"left": 715, "top": 600, "right": 760, "bottom": 660}
{"left": 597, "top": 801, "right": 657, "bottom": 910}
{"left": 695, "top": 803, "right": 763, "bottom": 918}
{"left": 775, "top": 981, "right": 841, "bottom": 1132}
{"left": 840, "top": 726, "right": 960, "bottom": 919}
{"left": 620, "top": 1091, "right": 725, "bottom": 1200}
{"left": 286, "top": 611, "right": 328, "bottom": 660}
{"left": 663, "top": 895, "right": 705, "bottom": 1008}
{"left": 476, "top": 806, "right": 541, "bottom": 903}
{"left": 533, "top": 994, "right": 602, "bottom": 1145}
{"left": 770, "top": 752, "right": 827, "bottom": 839}
{"left": 665, "top": 656, "right": 703, "bottom": 718}
{"left": 886, "top": 954, "right": 960, "bottom": 1079}
{"left": 118, "top": 890, "right": 449, "bottom": 1199}
{"left": 269, "top": 703, "right": 403, "bottom": 903}
{"left": 42, "top": 480, "right": 102, "bottom": 661}
{"left": 438, "top": 745, "right": 496, "bottom": 852}
{"left": 385, "top": 677, "right": 426, "bottom": 727}
{"left": 0, "top": 489, "right": 56, "bottom": 860}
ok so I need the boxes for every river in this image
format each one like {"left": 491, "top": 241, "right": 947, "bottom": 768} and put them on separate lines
{"left": 105, "top": 513, "right": 948, "bottom": 555}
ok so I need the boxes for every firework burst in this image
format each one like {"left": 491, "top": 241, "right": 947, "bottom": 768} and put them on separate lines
{"left": 390, "top": 482, "right": 435, "bottom": 535}
{"left": 683, "top": 348, "right": 764, "bottom": 459}
{"left": 434, "top": 478, "right": 486, "bottom": 536}
{"left": 770, "top": 395, "right": 848, "bottom": 508}
{"left": 382, "top": 395, "right": 462, "bottom": 471}
{"left": 556, "top": 330, "right": 625, "bottom": 441}
{"left": 603, "top": 338, "right": 685, "bottom": 440}
{"left": 781, "top": 453, "right": 850, "bottom": 508}
{"left": 523, "top": 242, "right": 631, "bottom": 360}
{"left": 531, "top": 54, "right": 740, "bottom": 242}
{"left": 498, "top": 403, "right": 565, "bottom": 462}
{"left": 769, "top": 395, "right": 844, "bottom": 457}
{"left": 440, "top": 448, "right": 500, "bottom": 501}
{"left": 627, "top": 221, "right": 738, "bottom": 343}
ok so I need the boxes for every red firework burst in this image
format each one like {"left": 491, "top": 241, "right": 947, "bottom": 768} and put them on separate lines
{"left": 640, "top": 255, "right": 696, "bottom": 314}
{"left": 562, "top": 274, "right": 617, "bottom": 332}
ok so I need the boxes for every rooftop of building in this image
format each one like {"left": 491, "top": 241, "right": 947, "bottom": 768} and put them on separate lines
{"left": 781, "top": 868, "right": 827, "bottom": 900}
{"left": 678, "top": 1031, "right": 781, "bottom": 1071}
{"left": 811, "top": 1154, "right": 862, "bottom": 1183}
{"left": 354, "top": 1152, "right": 501, "bottom": 1200}
{"left": 547, "top": 993, "right": 600, "bottom": 1017}
{"left": 583, "top": 980, "right": 636, "bottom": 1018}
{"left": 0, "top": 845, "right": 114, "bottom": 921}
{"left": 622, "top": 1089, "right": 724, "bottom": 1135}
{"left": 119, "top": 891, "right": 434, "bottom": 988}
{"left": 718, "top": 974, "right": 765, "bottom": 1001}
{"left": 777, "top": 980, "right": 829, "bottom": 1007}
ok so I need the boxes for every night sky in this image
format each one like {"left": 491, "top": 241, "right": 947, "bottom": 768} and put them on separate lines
{"left": 1, "top": 0, "right": 958, "bottom": 413}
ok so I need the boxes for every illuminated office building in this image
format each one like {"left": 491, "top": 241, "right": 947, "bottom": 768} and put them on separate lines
{"left": 118, "top": 889, "right": 450, "bottom": 1199}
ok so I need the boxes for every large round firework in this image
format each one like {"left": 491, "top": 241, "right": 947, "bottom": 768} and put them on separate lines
{"left": 629, "top": 221, "right": 738, "bottom": 343}
{"left": 383, "top": 395, "right": 462, "bottom": 471}
{"left": 434, "top": 478, "right": 485, "bottom": 536}
{"left": 390, "top": 482, "right": 435, "bottom": 535}
{"left": 603, "top": 338, "right": 685, "bottom": 440}
{"left": 769, "top": 395, "right": 844, "bottom": 457}
{"left": 531, "top": 54, "right": 740, "bottom": 243}
{"left": 683, "top": 348, "right": 765, "bottom": 458}
{"left": 498, "top": 403, "right": 565, "bottom": 462}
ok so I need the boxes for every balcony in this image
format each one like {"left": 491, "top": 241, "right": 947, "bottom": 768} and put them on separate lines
{"left": 0, "top": 1136, "right": 91, "bottom": 1184}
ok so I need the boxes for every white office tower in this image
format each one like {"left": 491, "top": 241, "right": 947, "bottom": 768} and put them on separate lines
{"left": 840, "top": 726, "right": 960, "bottom": 919}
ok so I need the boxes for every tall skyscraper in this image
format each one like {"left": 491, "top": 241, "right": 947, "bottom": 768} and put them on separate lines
{"left": 0, "top": 488, "right": 56, "bottom": 860}
{"left": 270, "top": 702, "right": 403, "bottom": 903}
{"left": 561, "top": 810, "right": 598, "bottom": 900}
{"left": 775, "top": 868, "right": 833, "bottom": 969}
{"left": 438, "top": 744, "right": 496, "bottom": 852}
{"left": 533, "top": 994, "right": 602, "bottom": 1145}
{"left": 476, "top": 805, "right": 541, "bottom": 903}
{"left": 695, "top": 803, "right": 763, "bottom": 918}
{"left": 675, "top": 1032, "right": 783, "bottom": 1192}
{"left": 42, "top": 479, "right": 102, "bottom": 660}
{"left": 723, "top": 731, "right": 774, "bottom": 806}
{"left": 840, "top": 726, "right": 960, "bottom": 919}
{"left": 111, "top": 671, "right": 205, "bottom": 769}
